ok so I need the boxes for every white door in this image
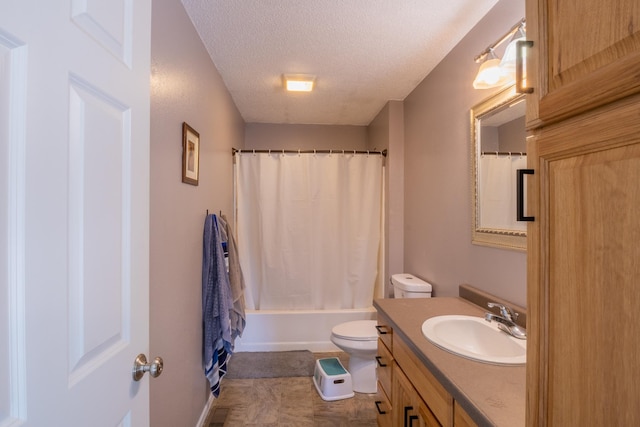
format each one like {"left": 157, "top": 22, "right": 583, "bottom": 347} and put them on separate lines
{"left": 1, "top": 1, "right": 152, "bottom": 426}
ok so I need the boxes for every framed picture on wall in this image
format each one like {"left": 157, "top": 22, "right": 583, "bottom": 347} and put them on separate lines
{"left": 182, "top": 122, "right": 200, "bottom": 185}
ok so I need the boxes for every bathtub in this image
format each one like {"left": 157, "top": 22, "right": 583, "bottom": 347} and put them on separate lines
{"left": 233, "top": 306, "right": 378, "bottom": 352}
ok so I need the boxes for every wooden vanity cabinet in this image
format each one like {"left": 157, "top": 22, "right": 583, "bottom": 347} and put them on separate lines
{"left": 376, "top": 320, "right": 394, "bottom": 427}
{"left": 525, "top": 1, "right": 640, "bottom": 426}
{"left": 376, "top": 314, "right": 477, "bottom": 427}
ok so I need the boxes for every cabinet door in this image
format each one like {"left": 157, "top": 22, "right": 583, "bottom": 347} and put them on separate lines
{"left": 393, "top": 365, "right": 441, "bottom": 427}
{"left": 417, "top": 402, "right": 441, "bottom": 427}
{"left": 393, "top": 364, "right": 417, "bottom": 427}
{"left": 394, "top": 336, "right": 453, "bottom": 426}
{"left": 453, "top": 401, "right": 478, "bottom": 427}
{"left": 525, "top": 0, "right": 640, "bottom": 127}
{"left": 527, "top": 95, "right": 640, "bottom": 426}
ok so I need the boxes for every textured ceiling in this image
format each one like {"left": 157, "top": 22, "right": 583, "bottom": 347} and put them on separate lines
{"left": 181, "top": 0, "right": 500, "bottom": 126}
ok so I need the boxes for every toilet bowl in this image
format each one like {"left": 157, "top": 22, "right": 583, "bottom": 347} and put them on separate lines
{"left": 330, "top": 274, "right": 433, "bottom": 394}
{"left": 330, "top": 320, "right": 378, "bottom": 393}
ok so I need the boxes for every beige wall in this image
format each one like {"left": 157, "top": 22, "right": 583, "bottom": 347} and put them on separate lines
{"left": 368, "top": 101, "right": 405, "bottom": 296}
{"left": 150, "top": 0, "right": 245, "bottom": 425}
{"left": 403, "top": 0, "right": 527, "bottom": 306}
{"left": 245, "top": 123, "right": 367, "bottom": 150}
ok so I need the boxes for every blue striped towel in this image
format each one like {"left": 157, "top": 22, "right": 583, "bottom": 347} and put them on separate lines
{"left": 203, "top": 214, "right": 234, "bottom": 397}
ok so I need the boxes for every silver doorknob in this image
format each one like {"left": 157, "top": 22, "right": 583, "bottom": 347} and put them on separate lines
{"left": 132, "top": 354, "right": 164, "bottom": 381}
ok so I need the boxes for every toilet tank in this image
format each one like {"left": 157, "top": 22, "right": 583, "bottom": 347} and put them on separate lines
{"left": 391, "top": 274, "right": 432, "bottom": 298}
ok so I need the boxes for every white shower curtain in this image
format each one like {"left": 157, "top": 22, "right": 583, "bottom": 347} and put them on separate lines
{"left": 235, "top": 151, "right": 383, "bottom": 310}
{"left": 479, "top": 154, "right": 527, "bottom": 232}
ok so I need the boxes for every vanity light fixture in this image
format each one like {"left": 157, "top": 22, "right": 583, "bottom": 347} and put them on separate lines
{"left": 473, "top": 19, "right": 526, "bottom": 90}
{"left": 499, "top": 25, "right": 526, "bottom": 74}
{"left": 472, "top": 49, "right": 510, "bottom": 89}
{"left": 283, "top": 74, "right": 316, "bottom": 92}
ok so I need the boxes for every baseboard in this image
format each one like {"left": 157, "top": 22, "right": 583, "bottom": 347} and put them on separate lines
{"left": 234, "top": 340, "right": 340, "bottom": 353}
{"left": 195, "top": 393, "right": 215, "bottom": 427}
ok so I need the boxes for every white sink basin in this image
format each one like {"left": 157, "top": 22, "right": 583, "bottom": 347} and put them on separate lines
{"left": 421, "top": 315, "right": 526, "bottom": 366}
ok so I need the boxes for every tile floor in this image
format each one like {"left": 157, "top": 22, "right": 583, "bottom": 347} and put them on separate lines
{"left": 205, "top": 352, "right": 378, "bottom": 427}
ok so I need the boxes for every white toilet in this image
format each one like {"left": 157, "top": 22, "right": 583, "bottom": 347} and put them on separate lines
{"left": 330, "top": 320, "right": 379, "bottom": 393}
{"left": 330, "top": 274, "right": 432, "bottom": 394}
{"left": 390, "top": 273, "right": 433, "bottom": 298}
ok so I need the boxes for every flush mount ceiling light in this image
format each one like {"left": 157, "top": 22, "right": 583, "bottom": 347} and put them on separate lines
{"left": 473, "top": 19, "right": 526, "bottom": 90}
{"left": 283, "top": 74, "right": 316, "bottom": 92}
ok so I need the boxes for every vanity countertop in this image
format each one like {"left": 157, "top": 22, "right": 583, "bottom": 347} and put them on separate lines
{"left": 374, "top": 297, "right": 525, "bottom": 427}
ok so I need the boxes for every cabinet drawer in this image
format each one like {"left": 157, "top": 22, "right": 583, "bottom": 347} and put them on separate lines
{"left": 376, "top": 314, "right": 393, "bottom": 350}
{"left": 376, "top": 339, "right": 393, "bottom": 395}
{"left": 375, "top": 382, "right": 393, "bottom": 427}
{"left": 394, "top": 335, "right": 453, "bottom": 427}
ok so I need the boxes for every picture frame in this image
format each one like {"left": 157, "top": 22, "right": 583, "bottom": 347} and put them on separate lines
{"left": 182, "top": 122, "right": 200, "bottom": 185}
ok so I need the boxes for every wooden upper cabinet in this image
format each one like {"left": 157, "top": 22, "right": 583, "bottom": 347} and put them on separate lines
{"left": 526, "top": 0, "right": 640, "bottom": 127}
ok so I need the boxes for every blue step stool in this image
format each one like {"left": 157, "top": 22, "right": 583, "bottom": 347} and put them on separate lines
{"left": 313, "top": 357, "right": 354, "bottom": 401}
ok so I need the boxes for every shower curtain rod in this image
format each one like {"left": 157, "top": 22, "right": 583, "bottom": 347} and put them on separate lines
{"left": 232, "top": 148, "right": 387, "bottom": 157}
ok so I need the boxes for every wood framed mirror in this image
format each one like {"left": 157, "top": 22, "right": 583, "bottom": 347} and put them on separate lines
{"left": 470, "top": 86, "right": 527, "bottom": 251}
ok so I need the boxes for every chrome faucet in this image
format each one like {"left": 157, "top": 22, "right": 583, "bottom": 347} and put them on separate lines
{"left": 485, "top": 302, "right": 526, "bottom": 340}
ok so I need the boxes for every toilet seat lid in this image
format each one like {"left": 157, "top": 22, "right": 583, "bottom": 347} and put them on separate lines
{"left": 331, "top": 320, "right": 378, "bottom": 341}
